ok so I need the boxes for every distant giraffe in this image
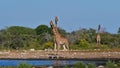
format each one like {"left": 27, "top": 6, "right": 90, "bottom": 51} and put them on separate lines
{"left": 50, "top": 20, "right": 69, "bottom": 51}
{"left": 96, "top": 24, "right": 101, "bottom": 46}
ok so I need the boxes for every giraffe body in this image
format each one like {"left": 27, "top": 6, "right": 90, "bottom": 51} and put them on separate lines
{"left": 97, "top": 34, "right": 101, "bottom": 46}
{"left": 96, "top": 24, "right": 101, "bottom": 46}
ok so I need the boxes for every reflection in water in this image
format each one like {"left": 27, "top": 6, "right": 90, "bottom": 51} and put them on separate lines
{"left": 53, "top": 60, "right": 69, "bottom": 66}
{"left": 53, "top": 60, "right": 62, "bottom": 66}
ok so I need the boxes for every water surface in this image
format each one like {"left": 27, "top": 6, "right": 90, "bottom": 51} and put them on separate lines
{"left": 0, "top": 59, "right": 113, "bottom": 66}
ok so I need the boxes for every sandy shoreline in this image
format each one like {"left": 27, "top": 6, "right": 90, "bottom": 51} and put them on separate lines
{"left": 0, "top": 50, "right": 120, "bottom": 60}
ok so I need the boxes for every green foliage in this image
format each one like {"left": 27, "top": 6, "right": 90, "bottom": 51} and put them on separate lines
{"left": 0, "top": 25, "right": 120, "bottom": 50}
{"left": 99, "top": 45, "right": 109, "bottom": 49}
{"left": 7, "top": 26, "right": 36, "bottom": 35}
{"left": 69, "top": 44, "right": 78, "bottom": 50}
{"left": 35, "top": 25, "right": 52, "bottom": 45}
{"left": 17, "top": 62, "right": 32, "bottom": 68}
{"left": 0, "top": 26, "right": 37, "bottom": 50}
{"left": 58, "top": 28, "right": 67, "bottom": 36}
{"left": 101, "top": 32, "right": 120, "bottom": 48}
{"left": 106, "top": 61, "right": 117, "bottom": 68}
{"left": 117, "top": 61, "right": 120, "bottom": 67}
{"left": 35, "top": 25, "right": 51, "bottom": 35}
{"left": 73, "top": 62, "right": 86, "bottom": 68}
{"left": 43, "top": 42, "right": 53, "bottom": 49}
{"left": 78, "top": 39, "right": 90, "bottom": 49}
{"left": 87, "top": 28, "right": 96, "bottom": 43}
{"left": 87, "top": 63, "right": 96, "bottom": 68}
{"left": 63, "top": 65, "right": 69, "bottom": 68}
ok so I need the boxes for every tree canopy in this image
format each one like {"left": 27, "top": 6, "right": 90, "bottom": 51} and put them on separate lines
{"left": 35, "top": 25, "right": 51, "bottom": 35}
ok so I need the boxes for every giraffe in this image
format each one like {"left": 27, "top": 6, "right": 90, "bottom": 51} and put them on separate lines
{"left": 50, "top": 20, "right": 69, "bottom": 51}
{"left": 96, "top": 24, "right": 101, "bottom": 46}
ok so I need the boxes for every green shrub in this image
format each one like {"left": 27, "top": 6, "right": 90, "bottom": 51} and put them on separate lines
{"left": 63, "top": 65, "right": 69, "bottom": 68}
{"left": 73, "top": 62, "right": 86, "bottom": 68}
{"left": 117, "top": 61, "right": 120, "bottom": 67}
{"left": 106, "top": 61, "right": 117, "bottom": 68}
{"left": 17, "top": 62, "right": 32, "bottom": 68}
{"left": 99, "top": 45, "right": 109, "bottom": 49}
{"left": 43, "top": 42, "right": 53, "bottom": 49}
{"left": 78, "top": 39, "right": 90, "bottom": 49}
{"left": 69, "top": 44, "right": 78, "bottom": 50}
{"left": 87, "top": 63, "right": 96, "bottom": 68}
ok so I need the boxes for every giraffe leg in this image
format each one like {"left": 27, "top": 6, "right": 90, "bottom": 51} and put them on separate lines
{"left": 99, "top": 38, "right": 100, "bottom": 45}
{"left": 63, "top": 45, "right": 67, "bottom": 51}
{"left": 98, "top": 40, "right": 100, "bottom": 46}
{"left": 57, "top": 44, "right": 60, "bottom": 51}
{"left": 97, "top": 39, "right": 99, "bottom": 46}
{"left": 64, "top": 42, "right": 69, "bottom": 51}
{"left": 97, "top": 40, "right": 98, "bottom": 46}
{"left": 98, "top": 38, "right": 100, "bottom": 46}
{"left": 54, "top": 43, "right": 57, "bottom": 51}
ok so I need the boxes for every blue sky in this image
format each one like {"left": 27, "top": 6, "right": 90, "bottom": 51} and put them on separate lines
{"left": 0, "top": 0, "right": 120, "bottom": 33}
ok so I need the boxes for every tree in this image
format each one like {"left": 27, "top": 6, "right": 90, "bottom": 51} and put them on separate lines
{"left": 35, "top": 25, "right": 51, "bottom": 35}
{"left": 58, "top": 27, "right": 67, "bottom": 36}
{"left": 1, "top": 26, "right": 37, "bottom": 49}
{"left": 38, "top": 32, "right": 52, "bottom": 45}
{"left": 87, "top": 28, "right": 96, "bottom": 43}
{"left": 0, "top": 30, "right": 6, "bottom": 48}
{"left": 7, "top": 26, "right": 36, "bottom": 35}
{"left": 35, "top": 25, "right": 52, "bottom": 44}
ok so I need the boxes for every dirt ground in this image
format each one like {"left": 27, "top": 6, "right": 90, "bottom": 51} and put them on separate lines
{"left": 0, "top": 49, "right": 120, "bottom": 60}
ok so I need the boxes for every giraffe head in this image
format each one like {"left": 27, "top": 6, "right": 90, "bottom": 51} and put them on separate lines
{"left": 50, "top": 20, "right": 54, "bottom": 29}
{"left": 55, "top": 16, "right": 58, "bottom": 26}
{"left": 98, "top": 24, "right": 101, "bottom": 31}
{"left": 50, "top": 20, "right": 57, "bottom": 35}
{"left": 98, "top": 24, "right": 101, "bottom": 34}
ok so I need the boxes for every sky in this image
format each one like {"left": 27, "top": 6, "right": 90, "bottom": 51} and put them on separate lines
{"left": 0, "top": 0, "right": 120, "bottom": 33}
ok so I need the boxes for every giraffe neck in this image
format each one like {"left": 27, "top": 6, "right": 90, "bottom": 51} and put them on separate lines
{"left": 54, "top": 31, "right": 61, "bottom": 39}
{"left": 98, "top": 31, "right": 100, "bottom": 35}
{"left": 54, "top": 27, "right": 61, "bottom": 37}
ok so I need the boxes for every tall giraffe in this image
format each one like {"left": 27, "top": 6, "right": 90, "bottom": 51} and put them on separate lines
{"left": 50, "top": 20, "right": 69, "bottom": 51}
{"left": 96, "top": 24, "right": 101, "bottom": 46}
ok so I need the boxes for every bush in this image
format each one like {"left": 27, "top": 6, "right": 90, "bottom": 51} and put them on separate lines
{"left": 78, "top": 39, "right": 90, "bottom": 49}
{"left": 99, "top": 45, "right": 109, "bottom": 49}
{"left": 87, "top": 63, "right": 96, "bottom": 68}
{"left": 73, "top": 62, "right": 86, "bottom": 68}
{"left": 17, "top": 62, "right": 32, "bottom": 68}
{"left": 69, "top": 44, "right": 78, "bottom": 50}
{"left": 43, "top": 42, "right": 53, "bottom": 49}
{"left": 63, "top": 65, "right": 69, "bottom": 68}
{"left": 117, "top": 61, "right": 120, "bottom": 68}
{"left": 106, "top": 61, "right": 117, "bottom": 68}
